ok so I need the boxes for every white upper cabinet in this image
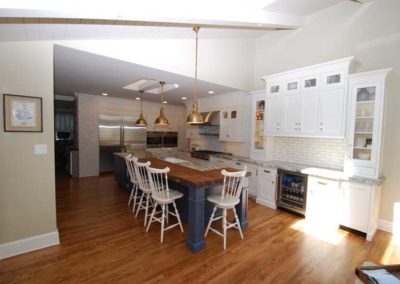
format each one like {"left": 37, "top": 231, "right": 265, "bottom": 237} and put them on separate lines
{"left": 344, "top": 69, "right": 391, "bottom": 179}
{"left": 264, "top": 95, "right": 282, "bottom": 135}
{"left": 318, "top": 89, "right": 345, "bottom": 137}
{"left": 300, "top": 92, "right": 319, "bottom": 135}
{"left": 281, "top": 92, "right": 318, "bottom": 136}
{"left": 282, "top": 94, "right": 300, "bottom": 135}
{"left": 262, "top": 57, "right": 353, "bottom": 138}
{"left": 219, "top": 107, "right": 246, "bottom": 142}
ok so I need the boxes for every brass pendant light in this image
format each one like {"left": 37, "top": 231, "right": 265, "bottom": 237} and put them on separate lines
{"left": 135, "top": 90, "right": 148, "bottom": 127}
{"left": 186, "top": 26, "right": 205, "bottom": 124}
{"left": 155, "top": 81, "right": 169, "bottom": 126}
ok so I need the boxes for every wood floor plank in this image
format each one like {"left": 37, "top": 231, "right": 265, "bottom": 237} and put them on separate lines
{"left": 0, "top": 173, "right": 399, "bottom": 283}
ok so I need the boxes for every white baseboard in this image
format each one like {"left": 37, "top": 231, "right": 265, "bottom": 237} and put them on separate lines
{"left": 0, "top": 230, "right": 60, "bottom": 260}
{"left": 378, "top": 219, "right": 393, "bottom": 233}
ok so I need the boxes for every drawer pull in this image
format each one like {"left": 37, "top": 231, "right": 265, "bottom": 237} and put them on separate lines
{"left": 236, "top": 162, "right": 241, "bottom": 166}
{"left": 318, "top": 181, "right": 328, "bottom": 186}
{"left": 264, "top": 170, "right": 271, "bottom": 173}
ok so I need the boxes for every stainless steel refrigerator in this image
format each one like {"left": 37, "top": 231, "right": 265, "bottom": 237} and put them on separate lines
{"left": 98, "top": 114, "right": 146, "bottom": 172}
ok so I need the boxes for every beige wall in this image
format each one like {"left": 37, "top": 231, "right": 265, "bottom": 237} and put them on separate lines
{"left": 254, "top": 0, "right": 400, "bottom": 222}
{"left": 0, "top": 41, "right": 57, "bottom": 244}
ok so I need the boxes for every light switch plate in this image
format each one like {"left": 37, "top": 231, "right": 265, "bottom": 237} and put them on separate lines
{"left": 34, "top": 144, "right": 47, "bottom": 155}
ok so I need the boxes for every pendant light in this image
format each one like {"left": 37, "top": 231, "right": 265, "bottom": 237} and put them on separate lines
{"left": 154, "top": 81, "right": 169, "bottom": 126}
{"left": 135, "top": 90, "right": 148, "bottom": 127}
{"left": 186, "top": 26, "right": 205, "bottom": 124}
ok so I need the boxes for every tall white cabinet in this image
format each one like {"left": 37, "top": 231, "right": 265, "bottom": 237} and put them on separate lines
{"left": 344, "top": 69, "right": 391, "bottom": 179}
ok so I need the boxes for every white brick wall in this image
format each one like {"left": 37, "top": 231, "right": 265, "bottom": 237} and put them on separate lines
{"left": 273, "top": 137, "right": 346, "bottom": 169}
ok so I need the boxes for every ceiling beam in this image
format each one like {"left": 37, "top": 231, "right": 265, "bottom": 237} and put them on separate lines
{"left": 0, "top": 5, "right": 303, "bottom": 30}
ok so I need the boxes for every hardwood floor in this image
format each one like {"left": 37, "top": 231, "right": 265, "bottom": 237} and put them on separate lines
{"left": 1, "top": 174, "right": 400, "bottom": 283}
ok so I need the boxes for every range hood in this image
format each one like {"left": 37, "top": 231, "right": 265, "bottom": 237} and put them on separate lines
{"left": 199, "top": 111, "right": 220, "bottom": 126}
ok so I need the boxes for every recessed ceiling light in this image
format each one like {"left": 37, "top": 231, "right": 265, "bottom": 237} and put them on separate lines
{"left": 102, "top": 93, "right": 108, "bottom": 96}
{"left": 163, "top": 101, "right": 168, "bottom": 104}
{"left": 208, "top": 90, "right": 215, "bottom": 94}
{"left": 136, "top": 97, "right": 141, "bottom": 100}
{"left": 181, "top": 97, "right": 187, "bottom": 100}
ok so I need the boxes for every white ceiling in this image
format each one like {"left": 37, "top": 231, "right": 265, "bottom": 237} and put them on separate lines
{"left": 54, "top": 45, "right": 239, "bottom": 105}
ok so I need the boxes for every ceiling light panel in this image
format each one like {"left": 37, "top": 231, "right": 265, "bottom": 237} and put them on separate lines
{"left": 123, "top": 78, "right": 158, "bottom": 91}
{"left": 145, "top": 83, "right": 179, "bottom": 94}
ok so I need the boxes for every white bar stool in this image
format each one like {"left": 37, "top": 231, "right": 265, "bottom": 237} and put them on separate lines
{"left": 205, "top": 168, "right": 247, "bottom": 250}
{"left": 146, "top": 166, "right": 184, "bottom": 243}
{"left": 134, "top": 160, "right": 154, "bottom": 227}
{"left": 125, "top": 155, "right": 140, "bottom": 213}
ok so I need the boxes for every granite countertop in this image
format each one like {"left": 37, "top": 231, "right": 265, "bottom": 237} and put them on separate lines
{"left": 115, "top": 151, "right": 383, "bottom": 185}
{"left": 209, "top": 154, "right": 383, "bottom": 185}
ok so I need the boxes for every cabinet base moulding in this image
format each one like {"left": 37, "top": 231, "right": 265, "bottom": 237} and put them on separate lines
{"left": 256, "top": 198, "right": 277, "bottom": 210}
{"left": 367, "top": 223, "right": 378, "bottom": 241}
{"left": 0, "top": 230, "right": 60, "bottom": 260}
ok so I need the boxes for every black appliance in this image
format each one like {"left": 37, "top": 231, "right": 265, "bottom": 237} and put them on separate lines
{"left": 191, "top": 150, "right": 227, "bottom": 161}
{"left": 146, "top": 131, "right": 178, "bottom": 148}
{"left": 277, "top": 169, "right": 308, "bottom": 215}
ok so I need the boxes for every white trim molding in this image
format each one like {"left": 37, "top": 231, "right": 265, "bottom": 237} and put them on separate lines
{"left": 378, "top": 219, "right": 393, "bottom": 233}
{"left": 0, "top": 231, "right": 60, "bottom": 260}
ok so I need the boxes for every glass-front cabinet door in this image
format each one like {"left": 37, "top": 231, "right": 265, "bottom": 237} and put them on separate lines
{"left": 254, "top": 99, "right": 265, "bottom": 150}
{"left": 351, "top": 85, "right": 377, "bottom": 164}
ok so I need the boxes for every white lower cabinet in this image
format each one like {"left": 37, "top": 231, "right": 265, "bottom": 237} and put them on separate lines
{"left": 306, "top": 177, "right": 340, "bottom": 231}
{"left": 256, "top": 167, "right": 277, "bottom": 209}
{"left": 306, "top": 176, "right": 381, "bottom": 241}
{"left": 338, "top": 181, "right": 381, "bottom": 241}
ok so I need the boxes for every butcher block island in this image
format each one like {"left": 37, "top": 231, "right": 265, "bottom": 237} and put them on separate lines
{"left": 113, "top": 153, "right": 250, "bottom": 253}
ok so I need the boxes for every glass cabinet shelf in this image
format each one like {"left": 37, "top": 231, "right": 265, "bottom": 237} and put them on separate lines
{"left": 355, "top": 116, "right": 374, "bottom": 119}
{"left": 356, "top": 100, "right": 375, "bottom": 104}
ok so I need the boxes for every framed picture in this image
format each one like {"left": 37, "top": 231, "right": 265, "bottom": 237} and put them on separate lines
{"left": 3, "top": 94, "right": 43, "bottom": 132}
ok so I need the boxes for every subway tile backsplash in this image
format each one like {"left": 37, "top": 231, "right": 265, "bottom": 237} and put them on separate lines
{"left": 273, "top": 137, "right": 346, "bottom": 169}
